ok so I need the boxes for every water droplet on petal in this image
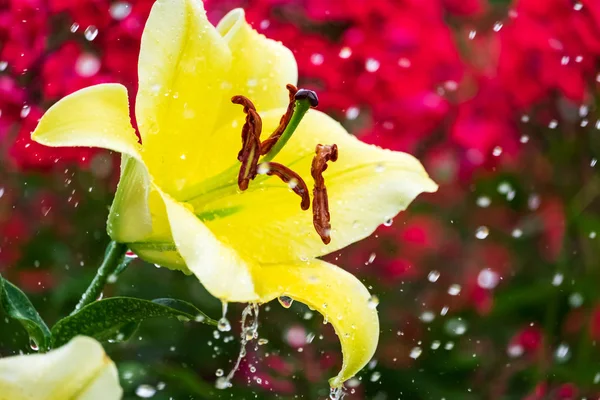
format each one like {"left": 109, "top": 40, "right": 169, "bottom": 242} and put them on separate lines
{"left": 278, "top": 296, "right": 293, "bottom": 309}
{"left": 367, "top": 295, "right": 379, "bottom": 309}
{"left": 29, "top": 338, "right": 39, "bottom": 351}
{"left": 84, "top": 25, "right": 98, "bottom": 41}
{"left": 383, "top": 218, "right": 393, "bottom": 227}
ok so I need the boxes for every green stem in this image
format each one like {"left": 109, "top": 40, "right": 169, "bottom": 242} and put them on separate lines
{"left": 72, "top": 241, "right": 128, "bottom": 315}
{"left": 260, "top": 99, "right": 311, "bottom": 163}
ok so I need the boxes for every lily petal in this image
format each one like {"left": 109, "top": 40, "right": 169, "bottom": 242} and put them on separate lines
{"left": 31, "top": 84, "right": 141, "bottom": 160}
{"left": 0, "top": 336, "right": 122, "bottom": 400}
{"left": 159, "top": 186, "right": 259, "bottom": 302}
{"left": 255, "top": 259, "right": 379, "bottom": 387}
{"left": 136, "top": 0, "right": 232, "bottom": 194}
{"left": 213, "top": 9, "right": 298, "bottom": 129}
{"left": 193, "top": 109, "right": 438, "bottom": 264}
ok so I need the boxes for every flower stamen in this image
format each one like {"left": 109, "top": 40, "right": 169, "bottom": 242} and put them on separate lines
{"left": 260, "top": 84, "right": 298, "bottom": 155}
{"left": 258, "top": 162, "right": 310, "bottom": 210}
{"left": 231, "top": 95, "right": 262, "bottom": 191}
{"left": 311, "top": 144, "right": 338, "bottom": 244}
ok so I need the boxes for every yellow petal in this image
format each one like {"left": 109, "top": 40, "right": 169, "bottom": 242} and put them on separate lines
{"left": 255, "top": 259, "right": 379, "bottom": 387}
{"left": 213, "top": 9, "right": 297, "bottom": 129}
{"left": 0, "top": 336, "right": 122, "bottom": 400}
{"left": 192, "top": 109, "right": 437, "bottom": 263}
{"left": 31, "top": 84, "right": 141, "bottom": 160}
{"left": 158, "top": 186, "right": 259, "bottom": 302}
{"left": 135, "top": 0, "right": 232, "bottom": 194}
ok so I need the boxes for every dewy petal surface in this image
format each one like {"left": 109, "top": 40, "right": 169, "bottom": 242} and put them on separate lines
{"left": 31, "top": 84, "right": 141, "bottom": 160}
{"left": 159, "top": 186, "right": 259, "bottom": 302}
{"left": 0, "top": 336, "right": 122, "bottom": 400}
{"left": 192, "top": 109, "right": 438, "bottom": 264}
{"left": 135, "top": 0, "right": 232, "bottom": 195}
{"left": 212, "top": 9, "right": 298, "bottom": 129}
{"left": 255, "top": 259, "right": 379, "bottom": 387}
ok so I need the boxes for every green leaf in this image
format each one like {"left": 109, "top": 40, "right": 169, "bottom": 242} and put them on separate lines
{"left": 0, "top": 274, "right": 52, "bottom": 352}
{"left": 51, "top": 296, "right": 217, "bottom": 347}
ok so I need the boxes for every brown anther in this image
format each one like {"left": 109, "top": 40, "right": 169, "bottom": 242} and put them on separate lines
{"left": 311, "top": 144, "right": 338, "bottom": 244}
{"left": 259, "top": 162, "right": 310, "bottom": 210}
{"left": 260, "top": 84, "right": 299, "bottom": 155}
{"left": 232, "top": 95, "right": 263, "bottom": 190}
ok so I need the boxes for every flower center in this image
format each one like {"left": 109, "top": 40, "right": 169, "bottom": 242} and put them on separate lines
{"left": 232, "top": 84, "right": 337, "bottom": 244}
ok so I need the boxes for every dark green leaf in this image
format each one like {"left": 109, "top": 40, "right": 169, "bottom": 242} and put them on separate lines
{"left": 0, "top": 274, "right": 52, "bottom": 352}
{"left": 51, "top": 296, "right": 217, "bottom": 347}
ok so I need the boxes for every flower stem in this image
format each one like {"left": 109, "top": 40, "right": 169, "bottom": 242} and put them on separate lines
{"left": 71, "top": 241, "right": 128, "bottom": 315}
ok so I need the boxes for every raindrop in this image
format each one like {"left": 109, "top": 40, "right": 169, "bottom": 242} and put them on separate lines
{"left": 568, "top": 292, "right": 584, "bottom": 308}
{"left": 20, "top": 105, "right": 31, "bottom": 118}
{"left": 215, "top": 369, "right": 224, "bottom": 377}
{"left": 366, "top": 252, "right": 376, "bottom": 265}
{"left": 555, "top": 343, "right": 570, "bottom": 362}
{"left": 445, "top": 318, "right": 467, "bottom": 335}
{"left": 367, "top": 295, "right": 379, "bottom": 309}
{"left": 29, "top": 338, "right": 39, "bottom": 351}
{"left": 420, "top": 311, "right": 435, "bottom": 323}
{"left": 548, "top": 119, "right": 558, "bottom": 129}
{"left": 330, "top": 387, "right": 346, "bottom": 400}
{"left": 591, "top": 158, "right": 597, "bottom": 167}
{"left": 0, "top": 61, "right": 7, "bottom": 71}
{"left": 476, "top": 196, "right": 491, "bottom": 208}
{"left": 215, "top": 377, "right": 231, "bottom": 390}
{"left": 477, "top": 269, "right": 500, "bottom": 289}
{"left": 217, "top": 301, "right": 231, "bottom": 332}
{"left": 75, "top": 54, "right": 100, "bottom": 77}
{"left": 109, "top": 1, "right": 132, "bottom": 20}
{"left": 595, "top": 373, "right": 600, "bottom": 384}
{"left": 579, "top": 105, "right": 589, "bottom": 117}
{"left": 552, "top": 273, "right": 564, "bottom": 286}
{"left": 521, "top": 114, "right": 530, "bottom": 123}
{"left": 427, "top": 270, "right": 440, "bottom": 283}
{"left": 156, "top": 382, "right": 165, "bottom": 390}
{"left": 278, "top": 296, "right": 293, "bottom": 309}
{"left": 492, "top": 146, "right": 503, "bottom": 156}
{"left": 370, "top": 371, "right": 381, "bottom": 382}
{"left": 70, "top": 23, "right": 79, "bottom": 33}
{"left": 409, "top": 346, "right": 422, "bottom": 359}
{"left": 573, "top": 2, "right": 583, "bottom": 10}
{"left": 365, "top": 58, "right": 380, "bottom": 72}
{"left": 135, "top": 384, "right": 156, "bottom": 398}
{"left": 339, "top": 47, "right": 352, "bottom": 59}
{"left": 84, "top": 26, "right": 99, "bottom": 41}
{"left": 345, "top": 106, "right": 359, "bottom": 120}
{"left": 507, "top": 344, "right": 524, "bottom": 358}
{"left": 444, "top": 342, "right": 455, "bottom": 350}
{"left": 448, "top": 284, "right": 462, "bottom": 296}
{"left": 440, "top": 306, "right": 449, "bottom": 316}
{"left": 258, "top": 338, "right": 269, "bottom": 345}
{"left": 520, "top": 135, "right": 530, "bottom": 143}
{"left": 310, "top": 53, "right": 324, "bottom": 66}
{"left": 468, "top": 30, "right": 476, "bottom": 39}
{"left": 257, "top": 163, "right": 270, "bottom": 175}
{"left": 581, "top": 119, "right": 589, "bottom": 127}
{"left": 383, "top": 218, "right": 393, "bottom": 227}
{"left": 493, "top": 22, "right": 503, "bottom": 32}
{"left": 431, "top": 340, "right": 441, "bottom": 350}
{"left": 511, "top": 228, "right": 523, "bottom": 238}
{"left": 589, "top": 231, "right": 596, "bottom": 239}
{"left": 528, "top": 194, "right": 541, "bottom": 210}
{"left": 475, "top": 226, "right": 489, "bottom": 239}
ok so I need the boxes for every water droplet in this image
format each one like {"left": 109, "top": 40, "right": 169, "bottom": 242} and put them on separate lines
{"left": 29, "top": 338, "right": 39, "bottom": 351}
{"left": 257, "top": 163, "right": 270, "bottom": 175}
{"left": 330, "top": 386, "right": 346, "bottom": 400}
{"left": 365, "top": 58, "right": 380, "bottom": 72}
{"left": 492, "top": 146, "right": 503, "bottom": 156}
{"left": 370, "top": 371, "right": 381, "bottom": 382}
{"left": 374, "top": 163, "right": 385, "bottom": 172}
{"left": 440, "top": 306, "right": 449, "bottom": 316}
{"left": 428, "top": 270, "right": 440, "bottom": 282}
{"left": 420, "top": 311, "right": 435, "bottom": 323}
{"left": 548, "top": 119, "right": 558, "bottom": 129}
{"left": 345, "top": 106, "right": 359, "bottom": 120}
{"left": 367, "top": 295, "right": 379, "bottom": 309}
{"left": 475, "top": 226, "right": 489, "bottom": 239}
{"left": 520, "top": 134, "right": 530, "bottom": 143}
{"left": 135, "top": 384, "right": 156, "bottom": 398}
{"left": 591, "top": 158, "right": 597, "bottom": 167}
{"left": 477, "top": 269, "right": 500, "bottom": 289}
{"left": 493, "top": 22, "right": 503, "bottom": 32}
{"left": 511, "top": 228, "right": 523, "bottom": 238}
{"left": 521, "top": 114, "right": 530, "bottom": 123}
{"left": 468, "top": 30, "right": 476, "bottom": 39}
{"left": 383, "top": 218, "right": 393, "bottom": 227}
{"left": 278, "top": 295, "right": 293, "bottom": 309}
{"left": 125, "top": 250, "right": 138, "bottom": 259}
{"left": 70, "top": 23, "right": 79, "bottom": 33}
{"left": 310, "top": 53, "right": 324, "bottom": 66}
{"left": 528, "top": 194, "right": 541, "bottom": 210}
{"left": 476, "top": 196, "right": 491, "bottom": 208}
{"left": 574, "top": 2, "right": 583, "bottom": 10}
{"left": 445, "top": 318, "right": 467, "bottom": 335}
{"left": 594, "top": 372, "right": 600, "bottom": 384}
{"left": 409, "top": 346, "right": 422, "bottom": 359}
{"left": 215, "top": 377, "right": 231, "bottom": 389}
{"left": 258, "top": 338, "right": 269, "bottom": 345}
{"left": 75, "top": 54, "right": 100, "bottom": 77}
{"left": 507, "top": 344, "right": 524, "bottom": 358}
{"left": 0, "top": 61, "right": 7, "bottom": 71}
{"left": 339, "top": 47, "right": 352, "bottom": 59}
{"left": 444, "top": 341, "right": 455, "bottom": 350}
{"left": 20, "top": 105, "right": 30, "bottom": 118}
{"left": 448, "top": 284, "right": 462, "bottom": 296}
{"left": 109, "top": 1, "right": 132, "bottom": 20}
{"left": 555, "top": 343, "right": 570, "bottom": 362}
{"left": 568, "top": 292, "right": 584, "bottom": 308}
{"left": 589, "top": 231, "right": 596, "bottom": 239}
{"left": 215, "top": 369, "right": 224, "bottom": 377}
{"left": 84, "top": 25, "right": 98, "bottom": 41}
{"left": 217, "top": 318, "right": 231, "bottom": 332}
{"left": 552, "top": 273, "right": 564, "bottom": 286}
{"left": 431, "top": 340, "right": 441, "bottom": 350}
{"left": 366, "top": 252, "right": 376, "bottom": 265}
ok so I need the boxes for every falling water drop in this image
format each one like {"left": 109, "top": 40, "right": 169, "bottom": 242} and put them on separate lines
{"left": 217, "top": 302, "right": 231, "bottom": 332}
{"left": 109, "top": 1, "right": 132, "bottom": 20}
{"left": 427, "top": 270, "right": 440, "bottom": 282}
{"left": 448, "top": 284, "right": 462, "bottom": 296}
{"left": 84, "top": 26, "right": 99, "bottom": 41}
{"left": 367, "top": 295, "right": 379, "bottom": 309}
{"left": 278, "top": 295, "right": 294, "bottom": 309}
{"left": 70, "top": 22, "right": 80, "bottom": 33}
{"left": 409, "top": 346, "right": 422, "bottom": 359}
{"left": 383, "top": 218, "right": 393, "bottom": 227}
{"left": 135, "top": 384, "right": 156, "bottom": 398}
{"left": 215, "top": 369, "right": 224, "bottom": 377}
{"left": 29, "top": 338, "right": 39, "bottom": 351}
{"left": 475, "top": 226, "right": 489, "bottom": 239}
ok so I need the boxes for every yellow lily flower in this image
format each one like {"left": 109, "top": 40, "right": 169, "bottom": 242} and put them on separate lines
{"left": 31, "top": 0, "right": 437, "bottom": 388}
{"left": 0, "top": 336, "right": 122, "bottom": 400}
